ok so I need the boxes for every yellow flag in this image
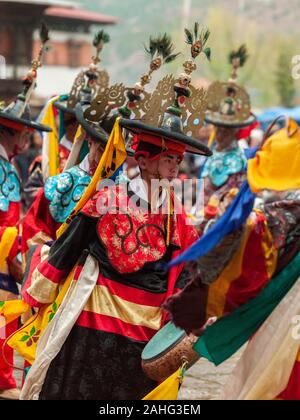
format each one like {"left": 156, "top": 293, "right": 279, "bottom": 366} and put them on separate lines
{"left": 41, "top": 96, "right": 60, "bottom": 177}
{"left": 57, "top": 117, "right": 127, "bottom": 237}
{"left": 7, "top": 268, "right": 75, "bottom": 365}
{"left": 0, "top": 300, "right": 30, "bottom": 326}
{"left": 0, "top": 227, "right": 18, "bottom": 273}
{"left": 142, "top": 367, "right": 185, "bottom": 400}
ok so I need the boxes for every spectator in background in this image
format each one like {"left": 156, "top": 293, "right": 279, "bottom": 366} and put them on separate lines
{"left": 27, "top": 131, "right": 43, "bottom": 163}
{"left": 12, "top": 131, "right": 43, "bottom": 186}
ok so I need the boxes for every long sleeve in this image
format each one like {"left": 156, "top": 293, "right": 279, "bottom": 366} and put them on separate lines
{"left": 21, "top": 188, "right": 60, "bottom": 258}
{"left": 164, "top": 211, "right": 278, "bottom": 333}
{"left": 22, "top": 213, "right": 98, "bottom": 307}
{"left": 47, "top": 213, "right": 98, "bottom": 270}
{"left": 0, "top": 202, "right": 21, "bottom": 227}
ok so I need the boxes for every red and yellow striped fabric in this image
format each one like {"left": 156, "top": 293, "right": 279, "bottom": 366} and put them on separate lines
{"left": 206, "top": 210, "right": 278, "bottom": 319}
{"left": 74, "top": 265, "right": 166, "bottom": 342}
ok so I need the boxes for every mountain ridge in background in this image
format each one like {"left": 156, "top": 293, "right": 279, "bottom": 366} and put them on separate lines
{"left": 78, "top": 0, "right": 300, "bottom": 107}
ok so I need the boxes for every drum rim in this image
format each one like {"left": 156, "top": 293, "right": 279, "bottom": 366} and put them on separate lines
{"left": 142, "top": 332, "right": 185, "bottom": 363}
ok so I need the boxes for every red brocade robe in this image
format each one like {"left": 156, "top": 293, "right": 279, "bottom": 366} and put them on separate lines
{"left": 0, "top": 207, "right": 20, "bottom": 391}
{"left": 58, "top": 143, "right": 70, "bottom": 172}
{"left": 21, "top": 183, "right": 198, "bottom": 400}
{"left": 21, "top": 188, "right": 60, "bottom": 258}
{"left": 0, "top": 157, "right": 21, "bottom": 391}
{"left": 23, "top": 143, "right": 71, "bottom": 211}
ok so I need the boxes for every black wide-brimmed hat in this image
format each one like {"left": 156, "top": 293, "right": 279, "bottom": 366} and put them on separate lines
{"left": 0, "top": 103, "right": 51, "bottom": 132}
{"left": 204, "top": 107, "right": 256, "bottom": 128}
{"left": 118, "top": 23, "right": 214, "bottom": 157}
{"left": 53, "top": 98, "right": 75, "bottom": 116}
{"left": 119, "top": 115, "right": 212, "bottom": 156}
{"left": 74, "top": 33, "right": 186, "bottom": 158}
{"left": 75, "top": 102, "right": 135, "bottom": 157}
{"left": 75, "top": 102, "right": 109, "bottom": 145}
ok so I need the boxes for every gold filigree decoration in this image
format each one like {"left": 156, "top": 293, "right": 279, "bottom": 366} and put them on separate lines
{"left": 129, "top": 91, "right": 152, "bottom": 120}
{"left": 67, "top": 70, "right": 109, "bottom": 110}
{"left": 84, "top": 83, "right": 127, "bottom": 122}
{"left": 181, "top": 84, "right": 207, "bottom": 137}
{"left": 67, "top": 71, "right": 85, "bottom": 109}
{"left": 94, "top": 70, "right": 109, "bottom": 95}
{"left": 206, "top": 81, "right": 251, "bottom": 123}
{"left": 142, "top": 74, "right": 175, "bottom": 127}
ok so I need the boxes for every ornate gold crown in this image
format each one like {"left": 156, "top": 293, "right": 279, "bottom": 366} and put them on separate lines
{"left": 67, "top": 30, "right": 111, "bottom": 110}
{"left": 206, "top": 81, "right": 251, "bottom": 124}
{"left": 139, "top": 75, "right": 207, "bottom": 139}
{"left": 138, "top": 23, "right": 211, "bottom": 138}
{"left": 83, "top": 34, "right": 180, "bottom": 124}
{"left": 84, "top": 25, "right": 210, "bottom": 139}
{"left": 206, "top": 45, "right": 252, "bottom": 124}
{"left": 67, "top": 70, "right": 109, "bottom": 110}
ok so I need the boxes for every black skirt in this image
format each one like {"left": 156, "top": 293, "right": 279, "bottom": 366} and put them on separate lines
{"left": 39, "top": 325, "right": 157, "bottom": 400}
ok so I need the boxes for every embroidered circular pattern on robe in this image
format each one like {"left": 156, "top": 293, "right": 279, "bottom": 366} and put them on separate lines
{"left": 0, "top": 158, "right": 21, "bottom": 212}
{"left": 201, "top": 146, "right": 247, "bottom": 187}
{"left": 82, "top": 185, "right": 182, "bottom": 273}
{"left": 44, "top": 165, "right": 91, "bottom": 223}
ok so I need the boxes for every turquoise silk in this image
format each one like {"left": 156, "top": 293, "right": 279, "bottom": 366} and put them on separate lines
{"left": 0, "top": 157, "right": 21, "bottom": 212}
{"left": 201, "top": 146, "right": 247, "bottom": 187}
{"left": 44, "top": 165, "right": 92, "bottom": 223}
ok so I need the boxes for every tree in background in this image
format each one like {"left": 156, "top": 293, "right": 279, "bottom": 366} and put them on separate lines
{"left": 79, "top": 0, "right": 300, "bottom": 108}
{"left": 275, "top": 47, "right": 296, "bottom": 107}
{"left": 201, "top": 7, "right": 300, "bottom": 108}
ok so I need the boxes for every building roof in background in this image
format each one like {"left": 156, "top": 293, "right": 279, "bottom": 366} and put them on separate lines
{"left": 0, "top": 0, "right": 75, "bottom": 6}
{"left": 45, "top": 6, "right": 117, "bottom": 24}
{"left": 0, "top": 1, "right": 117, "bottom": 24}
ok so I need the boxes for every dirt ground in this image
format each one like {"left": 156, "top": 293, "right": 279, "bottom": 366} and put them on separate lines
{"left": 179, "top": 350, "right": 242, "bottom": 400}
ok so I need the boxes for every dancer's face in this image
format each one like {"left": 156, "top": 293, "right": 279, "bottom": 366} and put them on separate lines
{"left": 88, "top": 139, "right": 104, "bottom": 175}
{"left": 215, "top": 126, "right": 238, "bottom": 151}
